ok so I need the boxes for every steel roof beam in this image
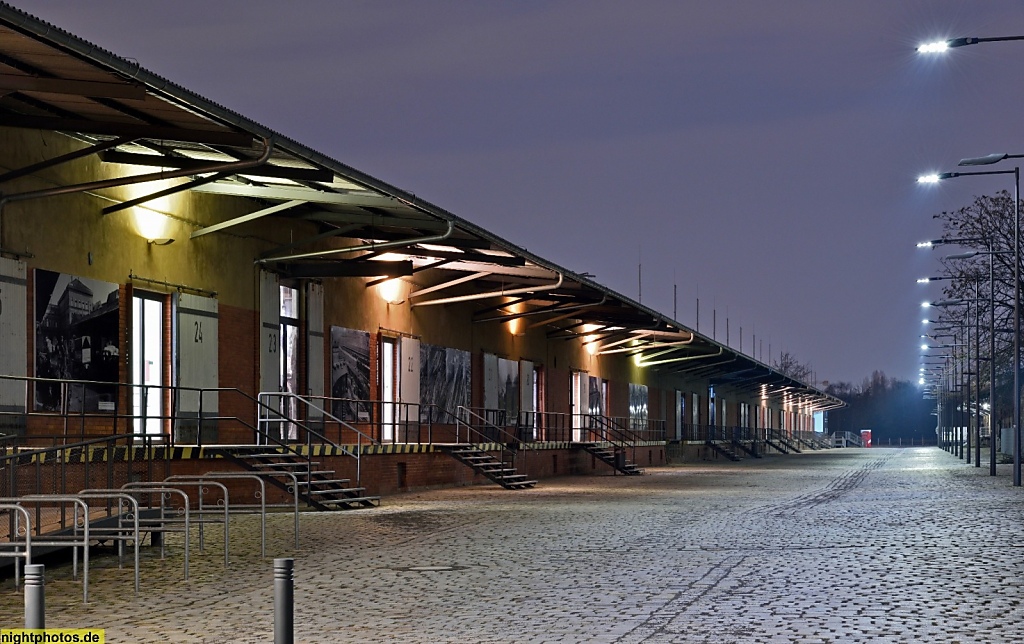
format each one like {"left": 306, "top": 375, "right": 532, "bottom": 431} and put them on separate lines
{"left": 100, "top": 150, "right": 334, "bottom": 182}
{"left": 0, "top": 134, "right": 134, "bottom": 184}
{"left": 0, "top": 114, "right": 252, "bottom": 146}
{"left": 190, "top": 181, "right": 396, "bottom": 207}
{"left": 365, "top": 259, "right": 454, "bottom": 288}
{"left": 412, "top": 272, "right": 563, "bottom": 308}
{"left": 0, "top": 73, "right": 146, "bottom": 98}
{"left": 277, "top": 260, "right": 413, "bottom": 279}
{"left": 403, "top": 248, "right": 525, "bottom": 267}
{"left": 469, "top": 296, "right": 537, "bottom": 317}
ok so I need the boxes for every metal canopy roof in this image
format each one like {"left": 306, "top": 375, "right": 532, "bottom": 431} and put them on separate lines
{"left": 0, "top": 2, "right": 843, "bottom": 411}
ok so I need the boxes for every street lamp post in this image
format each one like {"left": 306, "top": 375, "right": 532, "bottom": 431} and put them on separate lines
{"left": 918, "top": 166, "right": 1021, "bottom": 486}
{"left": 923, "top": 297, "right": 974, "bottom": 459}
{"left": 922, "top": 271, "right": 990, "bottom": 468}
{"left": 946, "top": 248, "right": 1008, "bottom": 475}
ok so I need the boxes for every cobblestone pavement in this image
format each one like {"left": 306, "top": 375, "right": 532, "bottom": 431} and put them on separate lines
{"left": 3, "top": 447, "right": 1024, "bottom": 642}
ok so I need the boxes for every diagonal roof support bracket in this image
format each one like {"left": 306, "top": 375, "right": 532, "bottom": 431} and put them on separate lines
{"left": 411, "top": 272, "right": 563, "bottom": 308}
{"left": 0, "top": 135, "right": 135, "bottom": 185}
{"left": 192, "top": 199, "right": 306, "bottom": 238}
{"left": 408, "top": 271, "right": 493, "bottom": 300}
{"left": 259, "top": 220, "right": 454, "bottom": 263}
{"left": 103, "top": 170, "right": 231, "bottom": 215}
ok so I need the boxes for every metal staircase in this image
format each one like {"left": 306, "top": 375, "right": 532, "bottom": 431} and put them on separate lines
{"left": 210, "top": 446, "right": 380, "bottom": 510}
{"left": 581, "top": 442, "right": 643, "bottom": 475}
{"left": 440, "top": 445, "right": 537, "bottom": 489}
{"left": 440, "top": 407, "right": 537, "bottom": 490}
{"left": 212, "top": 391, "right": 383, "bottom": 510}
{"left": 765, "top": 430, "right": 802, "bottom": 454}
{"left": 585, "top": 415, "right": 645, "bottom": 475}
{"left": 705, "top": 440, "right": 743, "bottom": 461}
{"left": 731, "top": 439, "right": 763, "bottom": 459}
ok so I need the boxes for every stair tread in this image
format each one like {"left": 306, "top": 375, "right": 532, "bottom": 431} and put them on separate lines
{"left": 317, "top": 496, "right": 381, "bottom": 505}
{"left": 310, "top": 486, "right": 365, "bottom": 495}
{"left": 297, "top": 478, "right": 350, "bottom": 486}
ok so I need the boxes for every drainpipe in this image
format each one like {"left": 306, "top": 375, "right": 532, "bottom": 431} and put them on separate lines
{"left": 637, "top": 346, "right": 724, "bottom": 368}
{"left": 0, "top": 137, "right": 272, "bottom": 247}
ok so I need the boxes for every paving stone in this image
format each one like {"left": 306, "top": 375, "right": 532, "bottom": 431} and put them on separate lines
{"left": 1, "top": 448, "right": 1023, "bottom": 641}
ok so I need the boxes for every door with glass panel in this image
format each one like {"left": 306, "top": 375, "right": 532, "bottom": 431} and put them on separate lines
{"left": 381, "top": 336, "right": 397, "bottom": 442}
{"left": 132, "top": 293, "right": 164, "bottom": 437}
{"left": 279, "top": 285, "right": 299, "bottom": 441}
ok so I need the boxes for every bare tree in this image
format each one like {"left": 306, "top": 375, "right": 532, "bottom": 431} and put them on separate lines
{"left": 773, "top": 351, "right": 813, "bottom": 382}
{"left": 928, "top": 190, "right": 1021, "bottom": 430}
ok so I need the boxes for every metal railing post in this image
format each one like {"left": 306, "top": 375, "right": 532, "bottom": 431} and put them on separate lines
{"left": 274, "top": 558, "right": 294, "bottom": 644}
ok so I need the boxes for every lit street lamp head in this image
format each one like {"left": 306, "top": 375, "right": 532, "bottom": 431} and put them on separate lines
{"left": 917, "top": 37, "right": 984, "bottom": 53}
{"left": 918, "top": 173, "right": 957, "bottom": 183}
{"left": 917, "top": 40, "right": 949, "bottom": 53}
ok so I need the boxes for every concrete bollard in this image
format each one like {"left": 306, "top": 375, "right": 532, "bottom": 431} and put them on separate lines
{"left": 24, "top": 563, "right": 44, "bottom": 629}
{"left": 274, "top": 558, "right": 294, "bottom": 644}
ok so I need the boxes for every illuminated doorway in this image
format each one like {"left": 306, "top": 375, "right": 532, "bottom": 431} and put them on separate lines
{"left": 132, "top": 293, "right": 164, "bottom": 437}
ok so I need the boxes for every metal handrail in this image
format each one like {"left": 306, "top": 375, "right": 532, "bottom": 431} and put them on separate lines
{"left": 257, "top": 391, "right": 380, "bottom": 487}
{"left": 165, "top": 473, "right": 266, "bottom": 558}
{"left": 2, "top": 432, "right": 169, "bottom": 537}
{"left": 129, "top": 479, "right": 231, "bottom": 567}
{"left": 585, "top": 415, "right": 642, "bottom": 467}
{"left": 205, "top": 470, "right": 300, "bottom": 550}
{"left": 73, "top": 491, "right": 139, "bottom": 594}
{"left": 453, "top": 406, "right": 533, "bottom": 478}
{"left": 298, "top": 395, "right": 431, "bottom": 444}
{"left": 3, "top": 495, "right": 89, "bottom": 601}
{"left": 0, "top": 502, "right": 31, "bottom": 587}
{"left": 114, "top": 485, "right": 191, "bottom": 580}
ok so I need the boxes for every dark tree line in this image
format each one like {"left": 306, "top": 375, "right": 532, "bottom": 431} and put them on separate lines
{"left": 824, "top": 372, "right": 935, "bottom": 445}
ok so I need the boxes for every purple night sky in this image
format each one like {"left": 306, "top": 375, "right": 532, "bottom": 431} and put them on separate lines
{"left": 22, "top": 1, "right": 1024, "bottom": 386}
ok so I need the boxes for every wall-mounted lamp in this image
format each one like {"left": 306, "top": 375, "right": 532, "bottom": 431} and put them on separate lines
{"left": 148, "top": 238, "right": 175, "bottom": 246}
{"left": 377, "top": 278, "right": 405, "bottom": 305}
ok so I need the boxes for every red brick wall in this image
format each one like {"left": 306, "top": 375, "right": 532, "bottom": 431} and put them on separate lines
{"left": 218, "top": 303, "right": 258, "bottom": 444}
{"left": 609, "top": 380, "right": 628, "bottom": 418}
{"left": 3, "top": 444, "right": 669, "bottom": 510}
{"left": 546, "top": 367, "right": 569, "bottom": 414}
